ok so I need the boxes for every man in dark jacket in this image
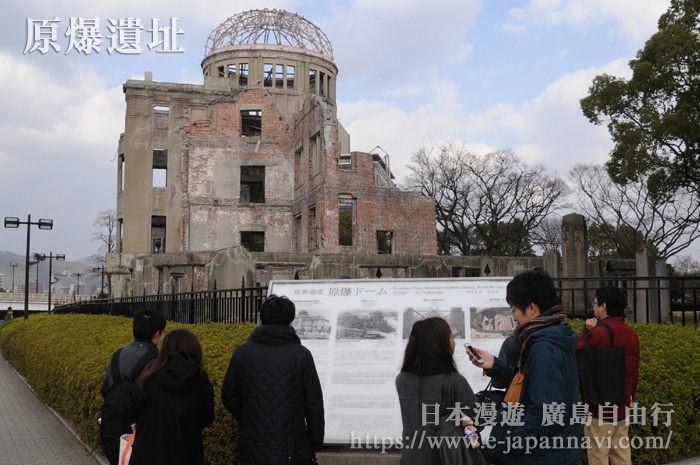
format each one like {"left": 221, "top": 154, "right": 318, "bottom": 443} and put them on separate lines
{"left": 576, "top": 286, "right": 640, "bottom": 465}
{"left": 467, "top": 270, "right": 582, "bottom": 465}
{"left": 100, "top": 308, "right": 166, "bottom": 465}
{"left": 222, "top": 295, "right": 324, "bottom": 465}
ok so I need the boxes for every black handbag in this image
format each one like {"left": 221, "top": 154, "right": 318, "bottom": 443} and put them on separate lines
{"left": 575, "top": 321, "right": 626, "bottom": 406}
{"left": 475, "top": 380, "right": 506, "bottom": 408}
{"left": 433, "top": 374, "right": 488, "bottom": 465}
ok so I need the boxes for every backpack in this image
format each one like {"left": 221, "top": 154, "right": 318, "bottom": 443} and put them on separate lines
{"left": 99, "top": 348, "right": 157, "bottom": 465}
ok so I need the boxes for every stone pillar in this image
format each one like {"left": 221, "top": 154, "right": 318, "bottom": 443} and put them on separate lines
{"left": 656, "top": 257, "right": 670, "bottom": 324}
{"left": 635, "top": 244, "right": 660, "bottom": 323}
{"left": 561, "top": 214, "right": 588, "bottom": 315}
{"left": 542, "top": 249, "right": 561, "bottom": 278}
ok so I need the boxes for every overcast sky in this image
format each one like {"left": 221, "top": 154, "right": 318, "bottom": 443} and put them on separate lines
{"left": 0, "top": 0, "right": 674, "bottom": 261}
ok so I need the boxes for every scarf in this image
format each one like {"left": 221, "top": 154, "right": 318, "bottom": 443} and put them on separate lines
{"left": 517, "top": 304, "right": 566, "bottom": 349}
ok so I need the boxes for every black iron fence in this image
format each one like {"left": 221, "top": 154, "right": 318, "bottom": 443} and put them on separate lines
{"left": 553, "top": 276, "right": 700, "bottom": 327}
{"left": 52, "top": 276, "right": 700, "bottom": 327}
{"left": 53, "top": 286, "right": 267, "bottom": 324}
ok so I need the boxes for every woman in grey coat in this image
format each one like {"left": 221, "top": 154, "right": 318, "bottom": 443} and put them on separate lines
{"left": 396, "top": 317, "right": 482, "bottom": 465}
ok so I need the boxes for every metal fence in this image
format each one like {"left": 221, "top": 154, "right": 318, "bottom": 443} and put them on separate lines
{"left": 53, "top": 286, "right": 267, "bottom": 324}
{"left": 553, "top": 276, "right": 700, "bottom": 327}
{"left": 52, "top": 276, "right": 700, "bottom": 327}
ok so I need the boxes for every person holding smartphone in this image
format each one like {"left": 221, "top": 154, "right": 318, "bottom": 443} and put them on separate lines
{"left": 466, "top": 270, "right": 581, "bottom": 465}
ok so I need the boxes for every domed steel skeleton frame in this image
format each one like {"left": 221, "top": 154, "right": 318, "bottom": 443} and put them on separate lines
{"left": 205, "top": 9, "right": 334, "bottom": 60}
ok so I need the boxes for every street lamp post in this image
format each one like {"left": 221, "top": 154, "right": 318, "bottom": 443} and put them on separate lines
{"left": 44, "top": 253, "right": 65, "bottom": 312}
{"left": 10, "top": 263, "right": 18, "bottom": 292}
{"left": 4, "top": 215, "right": 53, "bottom": 319}
{"left": 93, "top": 265, "right": 106, "bottom": 298}
{"left": 33, "top": 253, "right": 45, "bottom": 294}
{"left": 75, "top": 273, "right": 83, "bottom": 300}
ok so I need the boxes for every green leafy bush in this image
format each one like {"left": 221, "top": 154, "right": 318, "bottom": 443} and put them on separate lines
{"left": 1, "top": 315, "right": 698, "bottom": 464}
{"left": 568, "top": 319, "right": 700, "bottom": 464}
{"left": 0, "top": 314, "right": 255, "bottom": 465}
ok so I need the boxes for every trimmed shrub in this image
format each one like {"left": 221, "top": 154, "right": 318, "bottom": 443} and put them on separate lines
{"left": 1, "top": 315, "right": 698, "bottom": 464}
{"left": 568, "top": 319, "right": 700, "bottom": 464}
{"left": 0, "top": 314, "right": 255, "bottom": 465}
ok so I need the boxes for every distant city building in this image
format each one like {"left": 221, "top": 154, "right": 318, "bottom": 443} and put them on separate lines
{"left": 18, "top": 283, "right": 44, "bottom": 293}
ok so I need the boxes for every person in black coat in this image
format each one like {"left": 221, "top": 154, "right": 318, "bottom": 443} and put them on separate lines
{"left": 129, "top": 329, "right": 214, "bottom": 465}
{"left": 222, "top": 294, "right": 325, "bottom": 465}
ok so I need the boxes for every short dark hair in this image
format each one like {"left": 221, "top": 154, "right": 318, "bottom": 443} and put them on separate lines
{"left": 595, "top": 286, "right": 627, "bottom": 317}
{"left": 506, "top": 270, "right": 561, "bottom": 312}
{"left": 260, "top": 295, "right": 296, "bottom": 325}
{"left": 133, "top": 309, "right": 166, "bottom": 340}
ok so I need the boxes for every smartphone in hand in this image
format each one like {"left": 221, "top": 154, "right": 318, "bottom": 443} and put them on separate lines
{"left": 464, "top": 343, "right": 484, "bottom": 364}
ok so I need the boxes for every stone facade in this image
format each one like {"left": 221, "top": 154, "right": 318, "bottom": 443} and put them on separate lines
{"left": 107, "top": 10, "right": 438, "bottom": 296}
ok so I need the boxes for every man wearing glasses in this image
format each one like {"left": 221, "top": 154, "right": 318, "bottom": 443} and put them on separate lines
{"left": 576, "top": 286, "right": 640, "bottom": 465}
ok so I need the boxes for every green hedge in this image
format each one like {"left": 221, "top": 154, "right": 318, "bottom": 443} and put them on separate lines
{"left": 567, "top": 319, "right": 700, "bottom": 464}
{"left": 0, "top": 314, "right": 255, "bottom": 465}
{"left": 1, "top": 315, "right": 698, "bottom": 464}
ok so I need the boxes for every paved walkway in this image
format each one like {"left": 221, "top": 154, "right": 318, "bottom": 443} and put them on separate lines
{"left": 0, "top": 352, "right": 101, "bottom": 465}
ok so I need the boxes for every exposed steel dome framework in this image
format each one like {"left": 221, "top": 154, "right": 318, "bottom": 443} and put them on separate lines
{"left": 205, "top": 9, "right": 334, "bottom": 60}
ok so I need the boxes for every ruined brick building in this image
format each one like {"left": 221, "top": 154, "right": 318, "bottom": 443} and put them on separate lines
{"left": 106, "top": 10, "right": 664, "bottom": 305}
{"left": 107, "top": 9, "right": 439, "bottom": 294}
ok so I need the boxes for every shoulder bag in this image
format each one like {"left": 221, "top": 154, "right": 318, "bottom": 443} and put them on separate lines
{"left": 118, "top": 431, "right": 135, "bottom": 465}
{"left": 575, "top": 321, "right": 626, "bottom": 406}
{"left": 433, "top": 373, "right": 488, "bottom": 465}
{"left": 475, "top": 379, "right": 505, "bottom": 408}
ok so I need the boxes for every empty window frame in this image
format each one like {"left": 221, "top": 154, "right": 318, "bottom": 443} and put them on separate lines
{"left": 151, "top": 216, "right": 166, "bottom": 253}
{"left": 241, "top": 110, "right": 261, "bottom": 137}
{"left": 240, "top": 166, "right": 265, "bottom": 203}
{"left": 319, "top": 71, "right": 326, "bottom": 96}
{"left": 294, "top": 148, "right": 302, "bottom": 188}
{"left": 152, "top": 148, "right": 167, "bottom": 188}
{"left": 308, "top": 206, "right": 317, "bottom": 250}
{"left": 276, "top": 64, "right": 284, "bottom": 89}
{"left": 218, "top": 66, "right": 225, "bottom": 77}
{"left": 117, "top": 218, "right": 123, "bottom": 253}
{"left": 241, "top": 231, "right": 265, "bottom": 252}
{"left": 338, "top": 154, "right": 352, "bottom": 171}
{"left": 264, "top": 63, "right": 273, "bottom": 87}
{"left": 309, "top": 69, "right": 317, "bottom": 94}
{"left": 118, "top": 154, "right": 125, "bottom": 191}
{"left": 310, "top": 134, "right": 321, "bottom": 175}
{"left": 154, "top": 105, "right": 169, "bottom": 130}
{"left": 294, "top": 215, "right": 302, "bottom": 251}
{"left": 227, "top": 63, "right": 237, "bottom": 78}
{"left": 239, "top": 63, "right": 249, "bottom": 86}
{"left": 287, "top": 65, "right": 295, "bottom": 89}
{"left": 377, "top": 231, "right": 394, "bottom": 255}
{"left": 339, "top": 197, "right": 355, "bottom": 246}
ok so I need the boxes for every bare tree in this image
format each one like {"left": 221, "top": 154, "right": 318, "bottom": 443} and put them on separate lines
{"left": 531, "top": 216, "right": 563, "bottom": 253}
{"left": 670, "top": 254, "right": 700, "bottom": 275}
{"left": 91, "top": 209, "right": 116, "bottom": 296}
{"left": 569, "top": 164, "right": 700, "bottom": 259}
{"left": 92, "top": 209, "right": 116, "bottom": 257}
{"left": 405, "top": 142, "right": 570, "bottom": 256}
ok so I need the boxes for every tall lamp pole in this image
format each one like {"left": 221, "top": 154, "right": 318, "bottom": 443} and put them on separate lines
{"left": 44, "top": 253, "right": 65, "bottom": 312}
{"left": 75, "top": 273, "right": 83, "bottom": 300}
{"left": 4, "top": 215, "right": 53, "bottom": 319}
{"left": 10, "top": 263, "right": 18, "bottom": 292}
{"left": 93, "top": 265, "right": 106, "bottom": 298}
{"left": 33, "top": 253, "right": 45, "bottom": 293}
